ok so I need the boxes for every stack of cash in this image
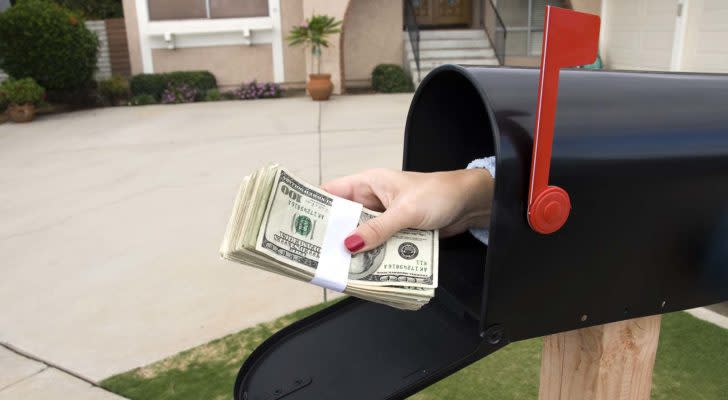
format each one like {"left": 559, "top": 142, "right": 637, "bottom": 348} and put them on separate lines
{"left": 220, "top": 164, "right": 438, "bottom": 310}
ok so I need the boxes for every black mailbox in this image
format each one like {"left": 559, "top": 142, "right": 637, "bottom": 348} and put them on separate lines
{"left": 233, "top": 65, "right": 728, "bottom": 400}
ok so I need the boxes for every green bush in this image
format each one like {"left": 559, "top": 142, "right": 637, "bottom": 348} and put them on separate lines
{"left": 128, "top": 74, "right": 166, "bottom": 100}
{"left": 54, "top": 0, "right": 123, "bottom": 19}
{"left": 204, "top": 89, "right": 222, "bottom": 102}
{"left": 129, "top": 71, "right": 217, "bottom": 101}
{"left": 0, "top": 78, "right": 46, "bottom": 106}
{"left": 0, "top": 92, "right": 7, "bottom": 113}
{"left": 222, "top": 91, "right": 237, "bottom": 100}
{"left": 98, "top": 75, "right": 129, "bottom": 106}
{"left": 129, "top": 94, "right": 156, "bottom": 106}
{"left": 0, "top": 0, "right": 99, "bottom": 91}
{"left": 371, "top": 64, "right": 414, "bottom": 93}
{"left": 45, "top": 82, "right": 101, "bottom": 109}
{"left": 164, "top": 71, "right": 216, "bottom": 98}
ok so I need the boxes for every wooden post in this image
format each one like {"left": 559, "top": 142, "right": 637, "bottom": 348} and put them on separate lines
{"left": 538, "top": 315, "right": 662, "bottom": 400}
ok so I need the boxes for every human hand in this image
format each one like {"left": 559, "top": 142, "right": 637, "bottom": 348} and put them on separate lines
{"left": 321, "top": 168, "right": 495, "bottom": 253}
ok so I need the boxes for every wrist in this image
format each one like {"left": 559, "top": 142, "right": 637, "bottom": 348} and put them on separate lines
{"left": 460, "top": 168, "right": 495, "bottom": 229}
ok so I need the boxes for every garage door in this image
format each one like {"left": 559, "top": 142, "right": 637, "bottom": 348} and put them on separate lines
{"left": 604, "top": 0, "right": 678, "bottom": 71}
{"left": 681, "top": 0, "right": 728, "bottom": 72}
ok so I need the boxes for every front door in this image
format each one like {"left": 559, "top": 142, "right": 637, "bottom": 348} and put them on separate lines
{"left": 412, "top": 0, "right": 473, "bottom": 27}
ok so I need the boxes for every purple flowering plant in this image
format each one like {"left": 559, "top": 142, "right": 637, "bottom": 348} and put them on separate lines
{"left": 233, "top": 81, "right": 284, "bottom": 100}
{"left": 161, "top": 82, "right": 198, "bottom": 104}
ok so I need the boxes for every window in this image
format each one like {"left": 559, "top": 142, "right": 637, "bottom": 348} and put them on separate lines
{"left": 497, "top": 0, "right": 565, "bottom": 56}
{"left": 148, "top": 0, "right": 269, "bottom": 21}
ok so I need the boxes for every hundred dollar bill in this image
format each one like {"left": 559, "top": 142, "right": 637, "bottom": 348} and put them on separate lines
{"left": 220, "top": 164, "right": 439, "bottom": 310}
{"left": 255, "top": 168, "right": 438, "bottom": 290}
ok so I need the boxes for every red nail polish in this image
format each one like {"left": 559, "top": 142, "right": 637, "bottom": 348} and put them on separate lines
{"left": 344, "top": 234, "right": 365, "bottom": 252}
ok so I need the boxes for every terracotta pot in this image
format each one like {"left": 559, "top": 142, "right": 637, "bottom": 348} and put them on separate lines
{"left": 8, "top": 103, "right": 36, "bottom": 123}
{"left": 306, "top": 74, "right": 333, "bottom": 101}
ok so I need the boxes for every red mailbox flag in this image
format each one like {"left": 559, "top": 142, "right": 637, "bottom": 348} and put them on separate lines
{"left": 528, "top": 6, "right": 600, "bottom": 234}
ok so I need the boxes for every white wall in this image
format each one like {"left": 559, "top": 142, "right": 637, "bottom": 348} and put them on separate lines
{"left": 602, "top": 0, "right": 678, "bottom": 71}
{"left": 681, "top": 0, "right": 728, "bottom": 72}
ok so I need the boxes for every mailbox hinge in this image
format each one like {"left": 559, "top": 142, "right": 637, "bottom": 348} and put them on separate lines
{"left": 245, "top": 376, "right": 312, "bottom": 400}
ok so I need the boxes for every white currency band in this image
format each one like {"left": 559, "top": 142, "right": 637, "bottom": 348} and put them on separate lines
{"left": 310, "top": 196, "right": 363, "bottom": 292}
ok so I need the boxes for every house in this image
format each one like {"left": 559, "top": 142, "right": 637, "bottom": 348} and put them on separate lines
{"left": 62, "top": 0, "right": 728, "bottom": 92}
{"left": 114, "top": 0, "right": 728, "bottom": 94}
{"left": 120, "top": 0, "right": 404, "bottom": 93}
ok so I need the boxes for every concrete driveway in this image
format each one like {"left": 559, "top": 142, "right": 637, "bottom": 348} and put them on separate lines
{"left": 0, "top": 94, "right": 411, "bottom": 397}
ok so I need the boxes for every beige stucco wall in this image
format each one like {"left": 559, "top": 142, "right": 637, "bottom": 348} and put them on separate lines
{"left": 121, "top": 0, "right": 143, "bottom": 74}
{"left": 280, "top": 0, "right": 307, "bottom": 85}
{"left": 152, "top": 45, "right": 274, "bottom": 87}
{"left": 343, "top": 0, "right": 404, "bottom": 87}
{"left": 570, "top": 0, "right": 601, "bottom": 16}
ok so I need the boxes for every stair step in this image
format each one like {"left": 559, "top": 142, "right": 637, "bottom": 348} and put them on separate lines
{"left": 415, "top": 29, "right": 487, "bottom": 40}
{"left": 410, "top": 58, "right": 499, "bottom": 71}
{"left": 414, "top": 39, "right": 491, "bottom": 50}
{"left": 408, "top": 48, "right": 495, "bottom": 60}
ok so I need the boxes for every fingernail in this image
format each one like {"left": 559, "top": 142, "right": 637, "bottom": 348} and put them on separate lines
{"left": 344, "top": 234, "right": 365, "bottom": 252}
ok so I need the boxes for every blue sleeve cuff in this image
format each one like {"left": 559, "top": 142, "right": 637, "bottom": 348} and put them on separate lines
{"left": 467, "top": 156, "right": 496, "bottom": 245}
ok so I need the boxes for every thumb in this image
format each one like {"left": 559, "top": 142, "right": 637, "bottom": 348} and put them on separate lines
{"left": 344, "top": 208, "right": 411, "bottom": 253}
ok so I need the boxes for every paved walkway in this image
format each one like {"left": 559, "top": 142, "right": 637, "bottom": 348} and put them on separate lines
{"left": 0, "top": 94, "right": 411, "bottom": 397}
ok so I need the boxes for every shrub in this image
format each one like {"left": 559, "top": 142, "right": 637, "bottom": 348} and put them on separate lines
{"left": 0, "top": 0, "right": 99, "bottom": 91}
{"left": 54, "top": 0, "right": 124, "bottom": 19}
{"left": 371, "top": 64, "right": 414, "bottom": 93}
{"left": 45, "top": 83, "right": 101, "bottom": 109}
{"left": 233, "top": 81, "right": 284, "bottom": 100}
{"left": 98, "top": 75, "right": 129, "bottom": 106}
{"left": 129, "top": 71, "right": 216, "bottom": 101}
{"left": 164, "top": 71, "right": 216, "bottom": 98}
{"left": 129, "top": 94, "right": 156, "bottom": 106}
{"left": 161, "top": 83, "right": 197, "bottom": 104}
{"left": 0, "top": 78, "right": 46, "bottom": 106}
{"left": 129, "top": 74, "right": 167, "bottom": 100}
{"left": 222, "top": 91, "right": 237, "bottom": 100}
{"left": 204, "top": 89, "right": 222, "bottom": 102}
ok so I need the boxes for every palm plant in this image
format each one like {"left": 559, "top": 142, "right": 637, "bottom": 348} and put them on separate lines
{"left": 287, "top": 14, "right": 343, "bottom": 75}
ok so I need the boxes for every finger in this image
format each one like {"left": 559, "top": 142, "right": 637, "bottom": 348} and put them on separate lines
{"left": 321, "top": 175, "right": 384, "bottom": 211}
{"left": 344, "top": 207, "right": 413, "bottom": 253}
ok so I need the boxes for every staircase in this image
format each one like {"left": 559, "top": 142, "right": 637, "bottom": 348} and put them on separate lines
{"left": 403, "top": 29, "right": 499, "bottom": 86}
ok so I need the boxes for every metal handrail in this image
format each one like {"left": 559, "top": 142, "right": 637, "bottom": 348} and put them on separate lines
{"left": 480, "top": 0, "right": 507, "bottom": 65}
{"left": 404, "top": 0, "right": 421, "bottom": 81}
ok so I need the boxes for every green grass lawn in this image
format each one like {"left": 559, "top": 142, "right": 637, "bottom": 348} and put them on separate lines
{"left": 102, "top": 305, "right": 728, "bottom": 400}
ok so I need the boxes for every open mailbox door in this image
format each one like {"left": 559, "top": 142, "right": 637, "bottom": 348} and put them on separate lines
{"left": 234, "top": 8, "right": 728, "bottom": 400}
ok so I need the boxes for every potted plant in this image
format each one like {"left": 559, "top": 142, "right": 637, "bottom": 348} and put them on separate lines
{"left": 287, "top": 14, "right": 342, "bottom": 101}
{"left": 0, "top": 78, "right": 45, "bottom": 123}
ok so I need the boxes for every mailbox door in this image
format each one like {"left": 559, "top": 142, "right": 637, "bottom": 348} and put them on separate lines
{"left": 233, "top": 297, "right": 501, "bottom": 400}
{"left": 233, "top": 236, "right": 506, "bottom": 400}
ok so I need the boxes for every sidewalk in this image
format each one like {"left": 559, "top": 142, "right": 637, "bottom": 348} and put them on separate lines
{"left": 0, "top": 346, "right": 123, "bottom": 399}
{"left": 0, "top": 94, "right": 412, "bottom": 395}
